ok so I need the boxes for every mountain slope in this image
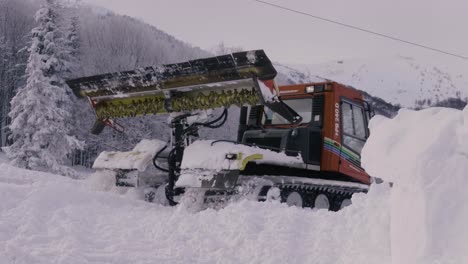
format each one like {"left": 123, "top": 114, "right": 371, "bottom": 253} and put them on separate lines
{"left": 296, "top": 56, "right": 468, "bottom": 108}
{"left": 74, "top": 5, "right": 210, "bottom": 77}
{"left": 274, "top": 64, "right": 401, "bottom": 117}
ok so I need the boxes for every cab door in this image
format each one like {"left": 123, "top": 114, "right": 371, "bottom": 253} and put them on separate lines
{"left": 339, "top": 99, "right": 369, "bottom": 182}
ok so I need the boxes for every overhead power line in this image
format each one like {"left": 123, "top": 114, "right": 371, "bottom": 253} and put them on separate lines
{"left": 253, "top": 0, "right": 468, "bottom": 61}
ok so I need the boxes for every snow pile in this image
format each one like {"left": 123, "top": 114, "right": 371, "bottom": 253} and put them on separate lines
{"left": 0, "top": 162, "right": 391, "bottom": 264}
{"left": 93, "top": 139, "right": 165, "bottom": 171}
{"left": 362, "top": 106, "right": 468, "bottom": 264}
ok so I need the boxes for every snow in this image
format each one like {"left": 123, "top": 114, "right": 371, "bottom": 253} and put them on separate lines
{"left": 246, "top": 50, "right": 257, "bottom": 64}
{"left": 186, "top": 110, "right": 213, "bottom": 125}
{"left": 0, "top": 162, "right": 391, "bottom": 264}
{"left": 2, "top": 106, "right": 468, "bottom": 263}
{"left": 93, "top": 139, "right": 165, "bottom": 171}
{"left": 0, "top": 152, "right": 6, "bottom": 164}
{"left": 274, "top": 63, "right": 325, "bottom": 86}
{"left": 362, "top": 106, "right": 468, "bottom": 264}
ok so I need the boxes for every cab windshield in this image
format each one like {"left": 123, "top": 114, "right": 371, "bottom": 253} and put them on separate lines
{"left": 262, "top": 98, "right": 312, "bottom": 125}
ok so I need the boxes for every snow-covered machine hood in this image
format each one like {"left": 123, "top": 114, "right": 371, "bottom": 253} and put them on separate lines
{"left": 180, "top": 140, "right": 303, "bottom": 171}
{"left": 176, "top": 140, "right": 303, "bottom": 188}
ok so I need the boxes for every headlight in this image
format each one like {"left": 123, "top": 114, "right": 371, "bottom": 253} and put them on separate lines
{"left": 305, "top": 84, "right": 325, "bottom": 93}
{"left": 306, "top": 86, "right": 315, "bottom": 93}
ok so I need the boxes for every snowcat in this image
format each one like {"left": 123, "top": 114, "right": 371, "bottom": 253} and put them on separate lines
{"left": 67, "top": 50, "right": 374, "bottom": 211}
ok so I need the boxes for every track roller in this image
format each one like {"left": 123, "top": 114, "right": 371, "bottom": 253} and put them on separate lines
{"left": 285, "top": 191, "right": 303, "bottom": 207}
{"left": 314, "top": 194, "right": 330, "bottom": 210}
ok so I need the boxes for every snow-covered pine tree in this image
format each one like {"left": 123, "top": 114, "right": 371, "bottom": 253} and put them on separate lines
{"left": 0, "top": 0, "right": 37, "bottom": 148}
{"left": 59, "top": 12, "right": 83, "bottom": 144}
{"left": 211, "top": 42, "right": 243, "bottom": 56}
{"left": 0, "top": 36, "right": 6, "bottom": 147}
{"left": 3, "top": 0, "right": 83, "bottom": 176}
{"left": 61, "top": 15, "right": 80, "bottom": 78}
{"left": 61, "top": 14, "right": 96, "bottom": 167}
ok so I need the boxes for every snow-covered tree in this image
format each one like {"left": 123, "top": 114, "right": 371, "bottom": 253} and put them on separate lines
{"left": 211, "top": 41, "right": 243, "bottom": 55}
{"left": 3, "top": 0, "right": 83, "bottom": 176}
{"left": 0, "top": 0, "right": 37, "bottom": 148}
{"left": 60, "top": 15, "right": 80, "bottom": 79}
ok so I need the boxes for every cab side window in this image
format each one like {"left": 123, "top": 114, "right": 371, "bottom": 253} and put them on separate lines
{"left": 341, "top": 101, "right": 367, "bottom": 155}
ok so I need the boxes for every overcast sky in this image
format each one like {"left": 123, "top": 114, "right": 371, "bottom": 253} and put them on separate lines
{"left": 82, "top": 0, "right": 468, "bottom": 66}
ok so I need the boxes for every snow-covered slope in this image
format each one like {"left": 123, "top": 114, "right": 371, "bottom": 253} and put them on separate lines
{"left": 296, "top": 56, "right": 468, "bottom": 108}
{"left": 1, "top": 106, "right": 468, "bottom": 264}
{"left": 274, "top": 64, "right": 325, "bottom": 85}
{"left": 274, "top": 63, "right": 401, "bottom": 117}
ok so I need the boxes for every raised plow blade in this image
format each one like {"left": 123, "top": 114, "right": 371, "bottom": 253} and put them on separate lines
{"left": 66, "top": 50, "right": 300, "bottom": 132}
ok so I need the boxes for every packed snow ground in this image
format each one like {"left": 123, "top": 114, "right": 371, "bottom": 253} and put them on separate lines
{"left": 0, "top": 163, "right": 391, "bottom": 264}
{"left": 1, "top": 106, "right": 467, "bottom": 264}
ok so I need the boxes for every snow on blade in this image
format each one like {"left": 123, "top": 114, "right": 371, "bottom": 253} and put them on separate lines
{"left": 362, "top": 106, "right": 468, "bottom": 264}
{"left": 93, "top": 139, "right": 165, "bottom": 171}
{"left": 246, "top": 50, "right": 257, "bottom": 64}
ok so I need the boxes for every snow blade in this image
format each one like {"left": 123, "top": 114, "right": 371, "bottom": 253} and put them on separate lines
{"left": 67, "top": 50, "right": 276, "bottom": 98}
{"left": 66, "top": 50, "right": 285, "bottom": 120}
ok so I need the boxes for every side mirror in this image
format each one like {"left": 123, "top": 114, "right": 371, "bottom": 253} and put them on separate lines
{"left": 363, "top": 100, "right": 375, "bottom": 118}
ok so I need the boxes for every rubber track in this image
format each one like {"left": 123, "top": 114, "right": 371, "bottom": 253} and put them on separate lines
{"left": 201, "top": 182, "right": 366, "bottom": 211}
{"left": 278, "top": 183, "right": 362, "bottom": 211}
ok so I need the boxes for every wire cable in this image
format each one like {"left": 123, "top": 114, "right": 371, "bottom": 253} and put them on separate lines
{"left": 253, "top": 0, "right": 468, "bottom": 60}
{"left": 152, "top": 144, "right": 169, "bottom": 172}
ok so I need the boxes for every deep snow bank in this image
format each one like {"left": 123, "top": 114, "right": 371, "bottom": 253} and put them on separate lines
{"left": 0, "top": 163, "right": 391, "bottom": 264}
{"left": 362, "top": 106, "right": 468, "bottom": 264}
